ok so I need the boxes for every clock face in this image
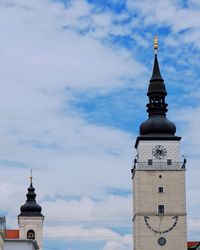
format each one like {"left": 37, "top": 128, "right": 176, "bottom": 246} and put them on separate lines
{"left": 152, "top": 145, "right": 167, "bottom": 159}
{"left": 158, "top": 237, "right": 166, "bottom": 246}
{"left": 144, "top": 216, "right": 178, "bottom": 234}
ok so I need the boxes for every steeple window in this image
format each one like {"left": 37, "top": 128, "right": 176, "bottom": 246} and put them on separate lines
{"left": 27, "top": 230, "right": 35, "bottom": 240}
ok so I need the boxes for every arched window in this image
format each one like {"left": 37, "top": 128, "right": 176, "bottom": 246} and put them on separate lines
{"left": 27, "top": 229, "right": 35, "bottom": 240}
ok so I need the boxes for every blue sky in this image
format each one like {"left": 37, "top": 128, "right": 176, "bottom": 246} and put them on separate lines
{"left": 0, "top": 0, "right": 200, "bottom": 249}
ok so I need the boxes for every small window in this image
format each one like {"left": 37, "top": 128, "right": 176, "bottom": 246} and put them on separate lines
{"left": 167, "top": 159, "right": 172, "bottom": 165}
{"left": 158, "top": 187, "right": 164, "bottom": 193}
{"left": 158, "top": 205, "right": 165, "bottom": 214}
{"left": 148, "top": 159, "right": 153, "bottom": 165}
{"left": 27, "top": 230, "right": 35, "bottom": 240}
{"left": 159, "top": 175, "right": 162, "bottom": 179}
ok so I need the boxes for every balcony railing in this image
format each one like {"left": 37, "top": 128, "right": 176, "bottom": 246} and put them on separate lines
{"left": 131, "top": 161, "right": 186, "bottom": 172}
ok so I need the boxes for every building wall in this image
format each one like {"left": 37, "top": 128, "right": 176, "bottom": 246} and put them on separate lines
{"left": 4, "top": 240, "right": 37, "bottom": 250}
{"left": 133, "top": 170, "right": 187, "bottom": 249}
{"left": 137, "top": 140, "right": 180, "bottom": 162}
{"left": 0, "top": 233, "right": 4, "bottom": 250}
{"left": 18, "top": 217, "right": 43, "bottom": 250}
{"left": 133, "top": 170, "right": 186, "bottom": 214}
{"left": 0, "top": 216, "right": 6, "bottom": 250}
{"left": 133, "top": 139, "right": 187, "bottom": 250}
{"left": 134, "top": 215, "right": 187, "bottom": 250}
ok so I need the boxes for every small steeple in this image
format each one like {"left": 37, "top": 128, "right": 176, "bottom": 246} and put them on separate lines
{"left": 18, "top": 171, "right": 43, "bottom": 217}
{"left": 139, "top": 36, "right": 176, "bottom": 136}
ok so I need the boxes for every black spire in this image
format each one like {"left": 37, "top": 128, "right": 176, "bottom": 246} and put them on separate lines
{"left": 18, "top": 173, "right": 43, "bottom": 217}
{"left": 150, "top": 53, "right": 164, "bottom": 82}
{"left": 146, "top": 53, "right": 167, "bottom": 116}
{"left": 139, "top": 36, "right": 176, "bottom": 136}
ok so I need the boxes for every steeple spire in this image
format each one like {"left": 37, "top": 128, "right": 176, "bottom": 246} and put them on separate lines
{"left": 18, "top": 173, "right": 43, "bottom": 217}
{"left": 139, "top": 36, "right": 176, "bottom": 136}
{"left": 146, "top": 36, "right": 167, "bottom": 116}
{"left": 150, "top": 36, "right": 164, "bottom": 82}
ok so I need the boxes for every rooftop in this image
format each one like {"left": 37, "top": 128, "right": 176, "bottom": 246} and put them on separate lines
{"left": 5, "top": 230, "right": 19, "bottom": 239}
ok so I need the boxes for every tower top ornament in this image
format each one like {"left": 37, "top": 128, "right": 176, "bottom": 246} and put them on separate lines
{"left": 30, "top": 169, "right": 33, "bottom": 185}
{"left": 154, "top": 35, "right": 158, "bottom": 54}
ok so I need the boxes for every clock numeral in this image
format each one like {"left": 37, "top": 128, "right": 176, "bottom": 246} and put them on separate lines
{"left": 144, "top": 216, "right": 178, "bottom": 234}
{"left": 152, "top": 145, "right": 167, "bottom": 159}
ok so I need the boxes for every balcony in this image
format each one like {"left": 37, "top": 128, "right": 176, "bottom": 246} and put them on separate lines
{"left": 131, "top": 160, "right": 186, "bottom": 173}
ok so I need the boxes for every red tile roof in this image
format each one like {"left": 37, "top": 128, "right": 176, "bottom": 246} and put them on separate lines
{"left": 5, "top": 229, "right": 19, "bottom": 239}
{"left": 188, "top": 242, "right": 200, "bottom": 249}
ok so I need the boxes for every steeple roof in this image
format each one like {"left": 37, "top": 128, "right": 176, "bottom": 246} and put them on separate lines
{"left": 150, "top": 53, "right": 164, "bottom": 82}
{"left": 138, "top": 36, "right": 177, "bottom": 138}
{"left": 18, "top": 175, "right": 43, "bottom": 217}
{"left": 147, "top": 53, "right": 166, "bottom": 97}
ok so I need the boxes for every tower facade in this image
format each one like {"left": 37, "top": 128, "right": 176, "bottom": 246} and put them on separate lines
{"left": 132, "top": 40, "right": 187, "bottom": 250}
{"left": 18, "top": 177, "right": 44, "bottom": 250}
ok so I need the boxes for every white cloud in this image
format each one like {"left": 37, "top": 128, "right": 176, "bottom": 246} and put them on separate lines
{"left": 45, "top": 225, "right": 121, "bottom": 241}
{"left": 44, "top": 225, "right": 132, "bottom": 249}
{"left": 0, "top": 6, "right": 138, "bottom": 250}
{"left": 188, "top": 218, "right": 200, "bottom": 231}
{"left": 103, "top": 236, "right": 132, "bottom": 250}
{"left": 0, "top": 4, "right": 138, "bottom": 249}
{"left": 42, "top": 192, "right": 133, "bottom": 248}
{"left": 0, "top": 113, "right": 134, "bottom": 202}
{"left": 42, "top": 195, "right": 132, "bottom": 227}
{"left": 126, "top": 0, "right": 200, "bottom": 48}
{"left": 0, "top": 0, "right": 138, "bottom": 206}
{"left": 0, "top": 0, "right": 146, "bottom": 91}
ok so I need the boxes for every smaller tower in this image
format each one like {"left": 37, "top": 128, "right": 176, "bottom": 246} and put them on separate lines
{"left": 18, "top": 172, "right": 44, "bottom": 249}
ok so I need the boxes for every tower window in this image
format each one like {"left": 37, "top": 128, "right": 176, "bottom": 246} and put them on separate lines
{"left": 148, "top": 159, "right": 153, "bottom": 165}
{"left": 158, "top": 205, "right": 165, "bottom": 214}
{"left": 27, "top": 230, "right": 35, "bottom": 240}
{"left": 167, "top": 159, "right": 172, "bottom": 165}
{"left": 158, "top": 187, "right": 164, "bottom": 193}
{"left": 159, "top": 175, "right": 162, "bottom": 179}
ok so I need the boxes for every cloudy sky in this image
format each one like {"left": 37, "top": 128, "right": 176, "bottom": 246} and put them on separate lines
{"left": 0, "top": 0, "right": 200, "bottom": 249}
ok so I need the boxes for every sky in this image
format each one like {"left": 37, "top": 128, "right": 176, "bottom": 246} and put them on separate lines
{"left": 0, "top": 0, "right": 200, "bottom": 249}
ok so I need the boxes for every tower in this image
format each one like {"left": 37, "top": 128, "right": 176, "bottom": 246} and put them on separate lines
{"left": 18, "top": 174, "right": 44, "bottom": 249}
{"left": 132, "top": 37, "right": 187, "bottom": 250}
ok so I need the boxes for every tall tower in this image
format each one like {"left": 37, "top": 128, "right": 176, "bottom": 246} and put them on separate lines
{"left": 18, "top": 174, "right": 44, "bottom": 249}
{"left": 132, "top": 37, "right": 187, "bottom": 250}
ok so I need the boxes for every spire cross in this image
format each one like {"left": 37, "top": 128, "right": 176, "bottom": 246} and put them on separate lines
{"left": 154, "top": 35, "right": 158, "bottom": 54}
{"left": 30, "top": 169, "right": 33, "bottom": 185}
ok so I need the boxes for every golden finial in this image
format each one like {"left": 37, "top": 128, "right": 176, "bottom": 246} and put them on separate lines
{"left": 30, "top": 169, "right": 33, "bottom": 185}
{"left": 154, "top": 35, "right": 158, "bottom": 54}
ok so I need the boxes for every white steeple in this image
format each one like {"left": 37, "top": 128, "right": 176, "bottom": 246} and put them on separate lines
{"left": 18, "top": 173, "right": 44, "bottom": 250}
